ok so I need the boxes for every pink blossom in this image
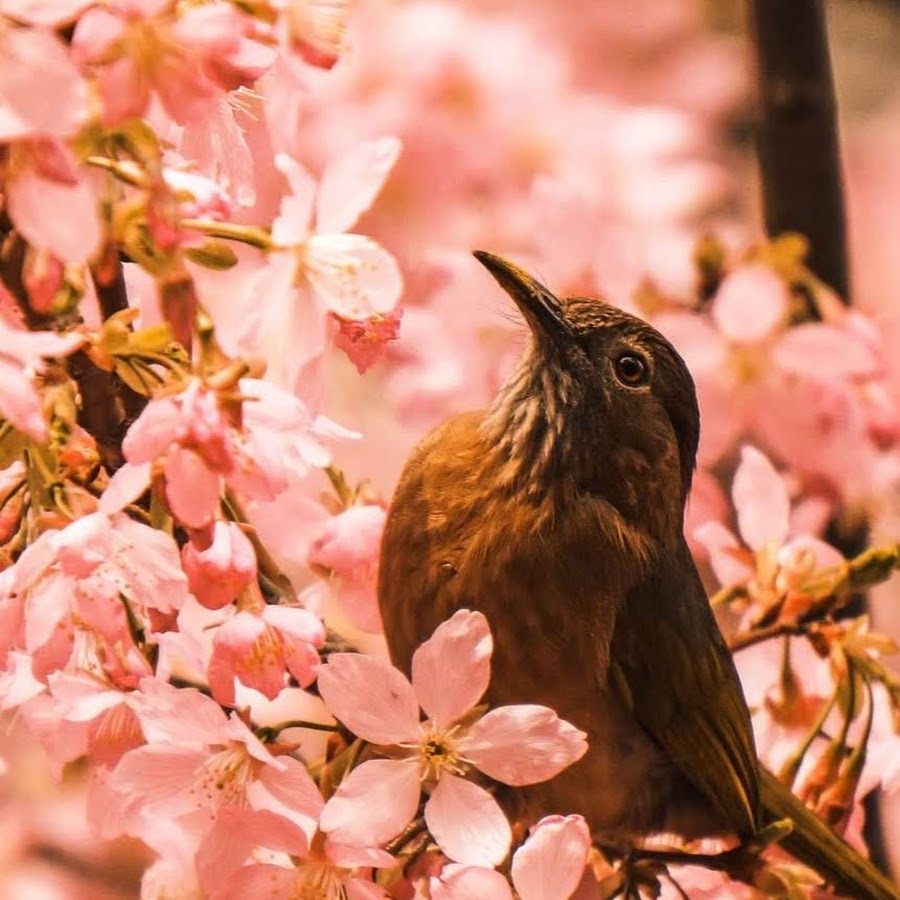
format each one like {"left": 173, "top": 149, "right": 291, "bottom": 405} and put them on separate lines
{"left": 308, "top": 504, "right": 386, "bottom": 633}
{"left": 207, "top": 604, "right": 325, "bottom": 706}
{"left": 653, "top": 264, "right": 898, "bottom": 490}
{"left": 163, "top": 166, "right": 234, "bottom": 221}
{"left": 316, "top": 610, "right": 587, "bottom": 865}
{"left": 181, "top": 521, "right": 257, "bottom": 610}
{"left": 246, "top": 139, "right": 403, "bottom": 394}
{"left": 108, "top": 706, "right": 322, "bottom": 849}
{"left": 71, "top": 0, "right": 271, "bottom": 126}
{"left": 0, "top": 316, "right": 84, "bottom": 440}
{"left": 4, "top": 138, "right": 101, "bottom": 263}
{"left": 0, "top": 24, "right": 88, "bottom": 136}
{"left": 278, "top": 0, "right": 350, "bottom": 69}
{"left": 119, "top": 377, "right": 350, "bottom": 528}
{"left": 694, "top": 446, "right": 843, "bottom": 609}
{"left": 5, "top": 512, "right": 188, "bottom": 686}
{"left": 208, "top": 824, "right": 393, "bottom": 900}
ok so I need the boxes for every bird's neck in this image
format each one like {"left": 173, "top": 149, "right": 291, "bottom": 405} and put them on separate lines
{"left": 479, "top": 349, "right": 579, "bottom": 503}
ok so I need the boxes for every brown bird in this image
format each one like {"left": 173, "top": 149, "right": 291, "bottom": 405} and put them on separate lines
{"left": 378, "top": 251, "right": 899, "bottom": 899}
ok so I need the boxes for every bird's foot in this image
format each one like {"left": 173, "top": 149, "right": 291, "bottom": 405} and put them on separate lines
{"left": 596, "top": 821, "right": 794, "bottom": 898}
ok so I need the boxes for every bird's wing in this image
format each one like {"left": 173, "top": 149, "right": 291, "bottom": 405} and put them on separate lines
{"left": 609, "top": 539, "right": 760, "bottom": 839}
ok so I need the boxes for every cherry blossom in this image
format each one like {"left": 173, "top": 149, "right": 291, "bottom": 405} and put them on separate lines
{"left": 246, "top": 138, "right": 403, "bottom": 393}
{"left": 209, "top": 826, "right": 392, "bottom": 900}
{"left": 70, "top": 0, "right": 271, "bottom": 126}
{"left": 107, "top": 699, "right": 322, "bottom": 852}
{"left": 654, "top": 264, "right": 899, "bottom": 494}
{"left": 308, "top": 503, "right": 387, "bottom": 632}
{"left": 3, "top": 511, "right": 187, "bottom": 685}
{"left": 181, "top": 521, "right": 257, "bottom": 610}
{"left": 694, "top": 445, "right": 844, "bottom": 622}
{"left": 207, "top": 604, "right": 325, "bottom": 706}
{"left": 117, "top": 377, "right": 352, "bottom": 528}
{"left": 316, "top": 609, "right": 588, "bottom": 866}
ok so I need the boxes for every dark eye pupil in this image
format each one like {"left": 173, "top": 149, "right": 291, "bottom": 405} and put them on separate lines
{"left": 616, "top": 354, "right": 646, "bottom": 384}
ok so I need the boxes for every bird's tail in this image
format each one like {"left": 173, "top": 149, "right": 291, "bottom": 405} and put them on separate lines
{"left": 760, "top": 768, "right": 899, "bottom": 900}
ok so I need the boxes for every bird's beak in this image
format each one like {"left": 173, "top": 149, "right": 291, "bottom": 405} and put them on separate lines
{"left": 473, "top": 251, "right": 574, "bottom": 345}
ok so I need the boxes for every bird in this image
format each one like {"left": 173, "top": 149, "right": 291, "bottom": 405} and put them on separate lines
{"left": 377, "top": 250, "right": 899, "bottom": 899}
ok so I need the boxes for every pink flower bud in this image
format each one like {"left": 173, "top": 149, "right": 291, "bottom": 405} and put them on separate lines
{"left": 182, "top": 520, "right": 257, "bottom": 609}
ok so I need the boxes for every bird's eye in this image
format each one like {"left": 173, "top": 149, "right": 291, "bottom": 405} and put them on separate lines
{"left": 614, "top": 352, "right": 649, "bottom": 386}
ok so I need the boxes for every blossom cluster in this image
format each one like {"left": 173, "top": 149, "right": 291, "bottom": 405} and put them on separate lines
{"left": 0, "top": 0, "right": 899, "bottom": 897}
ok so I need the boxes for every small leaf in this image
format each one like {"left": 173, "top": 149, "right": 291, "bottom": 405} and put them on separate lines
{"left": 184, "top": 241, "right": 238, "bottom": 270}
{"left": 113, "top": 360, "right": 155, "bottom": 396}
{"left": 130, "top": 323, "right": 175, "bottom": 355}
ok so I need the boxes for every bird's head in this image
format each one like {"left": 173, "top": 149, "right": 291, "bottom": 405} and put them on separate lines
{"left": 475, "top": 251, "right": 699, "bottom": 536}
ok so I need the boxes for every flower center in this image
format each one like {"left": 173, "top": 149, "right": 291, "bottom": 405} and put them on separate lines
{"left": 417, "top": 728, "right": 465, "bottom": 780}
{"left": 193, "top": 745, "right": 256, "bottom": 813}
{"left": 295, "top": 860, "right": 347, "bottom": 900}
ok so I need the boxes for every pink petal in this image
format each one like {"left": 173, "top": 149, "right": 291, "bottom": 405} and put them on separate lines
{"left": 774, "top": 323, "right": 882, "bottom": 380}
{"left": 121, "top": 396, "right": 180, "bottom": 464}
{"left": 347, "top": 881, "right": 390, "bottom": 900}
{"left": 412, "top": 609, "right": 492, "bottom": 728}
{"left": 304, "top": 234, "right": 403, "bottom": 320}
{"left": 24, "top": 569, "right": 71, "bottom": 652}
{"left": 316, "top": 137, "right": 401, "bottom": 235}
{"left": 651, "top": 312, "right": 726, "bottom": 375}
{"left": 732, "top": 445, "right": 790, "bottom": 550}
{"left": 109, "top": 744, "right": 208, "bottom": 817}
{"left": 209, "top": 864, "right": 299, "bottom": 900}
{"left": 164, "top": 445, "right": 221, "bottom": 528}
{"left": 0, "top": 358, "right": 47, "bottom": 439}
{"left": 779, "top": 535, "right": 844, "bottom": 572}
{"left": 510, "top": 815, "right": 591, "bottom": 900}
{"left": 99, "top": 461, "right": 152, "bottom": 514}
{"left": 249, "top": 756, "right": 324, "bottom": 832}
{"left": 425, "top": 775, "right": 511, "bottom": 867}
{"left": 316, "top": 652, "right": 420, "bottom": 744}
{"left": 0, "top": 26, "right": 87, "bottom": 135}
{"left": 319, "top": 758, "right": 420, "bottom": 846}
{"left": 692, "top": 521, "right": 753, "bottom": 587}
{"left": 272, "top": 153, "right": 315, "bottom": 244}
{"left": 54, "top": 512, "right": 112, "bottom": 579}
{"left": 308, "top": 505, "right": 386, "bottom": 572}
{"left": 711, "top": 264, "right": 788, "bottom": 343}
{"left": 8, "top": 166, "right": 100, "bottom": 263}
{"left": 325, "top": 840, "right": 396, "bottom": 869}
{"left": 431, "top": 864, "right": 514, "bottom": 900}
{"left": 461, "top": 705, "right": 587, "bottom": 786}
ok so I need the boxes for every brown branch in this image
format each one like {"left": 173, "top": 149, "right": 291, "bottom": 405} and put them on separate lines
{"left": 729, "top": 621, "right": 806, "bottom": 653}
{"left": 749, "top": 0, "right": 848, "bottom": 300}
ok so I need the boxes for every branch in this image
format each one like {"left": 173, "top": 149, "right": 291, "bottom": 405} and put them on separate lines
{"left": 749, "top": 0, "right": 848, "bottom": 300}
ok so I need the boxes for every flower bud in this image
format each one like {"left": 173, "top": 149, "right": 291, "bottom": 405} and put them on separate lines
{"left": 182, "top": 520, "right": 257, "bottom": 609}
